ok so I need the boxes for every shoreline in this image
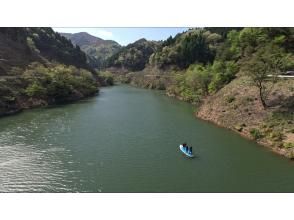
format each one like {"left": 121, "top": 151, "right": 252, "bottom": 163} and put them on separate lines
{"left": 167, "top": 87, "right": 293, "bottom": 159}
{"left": 195, "top": 112, "right": 291, "bottom": 159}
{"left": 0, "top": 91, "right": 100, "bottom": 118}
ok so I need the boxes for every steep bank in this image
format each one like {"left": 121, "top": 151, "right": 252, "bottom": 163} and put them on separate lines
{"left": 197, "top": 75, "right": 294, "bottom": 158}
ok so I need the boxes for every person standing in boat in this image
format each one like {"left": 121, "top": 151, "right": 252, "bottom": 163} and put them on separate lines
{"left": 189, "top": 146, "right": 193, "bottom": 154}
{"left": 183, "top": 143, "right": 188, "bottom": 152}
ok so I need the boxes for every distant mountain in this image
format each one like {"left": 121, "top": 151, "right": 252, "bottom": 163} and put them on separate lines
{"left": 59, "top": 32, "right": 121, "bottom": 69}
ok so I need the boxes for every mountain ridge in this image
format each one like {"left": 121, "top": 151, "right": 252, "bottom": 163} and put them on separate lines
{"left": 59, "top": 32, "right": 121, "bottom": 69}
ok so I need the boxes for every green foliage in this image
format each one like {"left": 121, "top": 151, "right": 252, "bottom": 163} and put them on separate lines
{"left": 271, "top": 111, "right": 294, "bottom": 122}
{"left": 262, "top": 27, "right": 294, "bottom": 52}
{"left": 162, "top": 36, "right": 176, "bottom": 47}
{"left": 167, "top": 64, "right": 212, "bottom": 103}
{"left": 0, "top": 83, "right": 17, "bottom": 103}
{"left": 152, "top": 29, "right": 241, "bottom": 98}
{"left": 273, "top": 35, "right": 286, "bottom": 45}
{"left": 23, "top": 63, "right": 98, "bottom": 102}
{"left": 150, "top": 29, "right": 215, "bottom": 69}
{"left": 177, "top": 31, "right": 214, "bottom": 68}
{"left": 243, "top": 43, "right": 293, "bottom": 108}
{"left": 250, "top": 128, "right": 263, "bottom": 140}
{"left": 226, "top": 30, "right": 241, "bottom": 60}
{"left": 239, "top": 28, "right": 268, "bottom": 52}
{"left": 284, "top": 143, "right": 294, "bottom": 149}
{"left": 107, "top": 39, "right": 159, "bottom": 71}
{"left": 206, "top": 33, "right": 222, "bottom": 44}
{"left": 259, "top": 111, "right": 293, "bottom": 148}
{"left": 204, "top": 27, "right": 243, "bottom": 38}
{"left": 185, "top": 64, "right": 212, "bottom": 95}
{"left": 226, "top": 96, "right": 236, "bottom": 103}
{"left": 208, "top": 60, "right": 239, "bottom": 93}
{"left": 269, "top": 131, "right": 284, "bottom": 142}
{"left": 166, "top": 59, "right": 239, "bottom": 103}
{"left": 214, "top": 30, "right": 239, "bottom": 62}
{"left": 98, "top": 71, "right": 114, "bottom": 86}
{"left": 25, "top": 81, "right": 47, "bottom": 97}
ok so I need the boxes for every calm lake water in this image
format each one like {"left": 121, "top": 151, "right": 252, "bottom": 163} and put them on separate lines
{"left": 0, "top": 85, "right": 293, "bottom": 192}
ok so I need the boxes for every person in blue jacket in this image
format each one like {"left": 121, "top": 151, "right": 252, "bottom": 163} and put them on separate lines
{"left": 189, "top": 146, "right": 193, "bottom": 154}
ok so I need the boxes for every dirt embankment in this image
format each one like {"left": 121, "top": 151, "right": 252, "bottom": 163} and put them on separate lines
{"left": 197, "top": 75, "right": 294, "bottom": 158}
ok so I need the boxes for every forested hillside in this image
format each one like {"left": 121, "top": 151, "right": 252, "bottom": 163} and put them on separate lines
{"left": 106, "top": 38, "right": 160, "bottom": 71}
{"left": 0, "top": 28, "right": 100, "bottom": 116}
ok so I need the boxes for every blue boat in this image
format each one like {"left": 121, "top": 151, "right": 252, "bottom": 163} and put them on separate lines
{"left": 179, "top": 144, "right": 194, "bottom": 158}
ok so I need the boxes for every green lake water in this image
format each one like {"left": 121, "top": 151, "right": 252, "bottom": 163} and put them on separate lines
{"left": 0, "top": 85, "right": 293, "bottom": 192}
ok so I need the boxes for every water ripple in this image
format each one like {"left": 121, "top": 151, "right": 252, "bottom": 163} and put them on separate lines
{"left": 0, "top": 130, "right": 78, "bottom": 192}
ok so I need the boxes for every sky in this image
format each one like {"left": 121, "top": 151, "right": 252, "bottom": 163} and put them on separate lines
{"left": 53, "top": 28, "right": 188, "bottom": 46}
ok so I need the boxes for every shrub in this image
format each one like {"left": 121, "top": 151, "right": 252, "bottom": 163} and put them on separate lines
{"left": 284, "top": 142, "right": 294, "bottom": 148}
{"left": 226, "top": 96, "right": 235, "bottom": 103}
{"left": 149, "top": 29, "right": 215, "bottom": 69}
{"left": 269, "top": 131, "right": 284, "bottom": 142}
{"left": 25, "top": 81, "right": 47, "bottom": 97}
{"left": 246, "top": 97, "right": 254, "bottom": 102}
{"left": 250, "top": 128, "right": 263, "bottom": 140}
{"left": 99, "top": 71, "right": 114, "bottom": 86}
{"left": 208, "top": 60, "right": 238, "bottom": 93}
{"left": 23, "top": 63, "right": 98, "bottom": 101}
{"left": 185, "top": 64, "right": 212, "bottom": 96}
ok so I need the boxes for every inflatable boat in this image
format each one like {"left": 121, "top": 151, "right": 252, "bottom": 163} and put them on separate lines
{"left": 179, "top": 144, "right": 195, "bottom": 158}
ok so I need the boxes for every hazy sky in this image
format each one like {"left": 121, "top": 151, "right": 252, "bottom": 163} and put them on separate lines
{"left": 53, "top": 28, "right": 188, "bottom": 45}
